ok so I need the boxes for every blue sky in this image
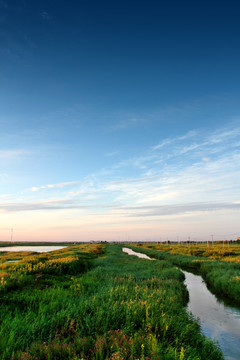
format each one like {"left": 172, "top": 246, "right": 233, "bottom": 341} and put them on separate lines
{"left": 0, "top": 0, "right": 240, "bottom": 241}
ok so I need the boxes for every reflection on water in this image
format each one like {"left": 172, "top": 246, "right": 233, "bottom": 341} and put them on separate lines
{"left": 183, "top": 271, "right": 240, "bottom": 360}
{"left": 0, "top": 246, "right": 66, "bottom": 253}
{"left": 122, "top": 247, "right": 154, "bottom": 260}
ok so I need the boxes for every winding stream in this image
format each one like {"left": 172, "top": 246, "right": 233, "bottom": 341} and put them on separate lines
{"left": 183, "top": 270, "right": 240, "bottom": 360}
{"left": 122, "top": 247, "right": 240, "bottom": 360}
{"left": 122, "top": 247, "right": 154, "bottom": 260}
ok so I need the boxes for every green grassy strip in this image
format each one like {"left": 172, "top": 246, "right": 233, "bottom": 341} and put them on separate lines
{"left": 129, "top": 245, "right": 240, "bottom": 305}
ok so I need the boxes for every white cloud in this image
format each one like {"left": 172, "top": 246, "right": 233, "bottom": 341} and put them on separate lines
{"left": 97, "top": 125, "right": 240, "bottom": 208}
{"left": 0, "top": 149, "right": 28, "bottom": 159}
{"left": 110, "top": 117, "right": 147, "bottom": 131}
{"left": 22, "top": 124, "right": 240, "bottom": 216}
{"left": 105, "top": 151, "right": 119, "bottom": 157}
{"left": 29, "top": 181, "right": 81, "bottom": 192}
{"left": 1, "top": 122, "right": 239, "bottom": 240}
{"left": 208, "top": 127, "right": 240, "bottom": 144}
{"left": 120, "top": 202, "right": 240, "bottom": 217}
{"left": 152, "top": 130, "right": 197, "bottom": 151}
{"left": 202, "top": 157, "right": 211, "bottom": 162}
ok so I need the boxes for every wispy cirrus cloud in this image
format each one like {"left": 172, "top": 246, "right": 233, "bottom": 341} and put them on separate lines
{"left": 207, "top": 127, "right": 240, "bottom": 144}
{"left": 1, "top": 198, "right": 240, "bottom": 220}
{"left": 152, "top": 130, "right": 197, "bottom": 151}
{"left": 120, "top": 202, "right": 240, "bottom": 217}
{"left": 0, "top": 149, "right": 28, "bottom": 159}
{"left": 97, "top": 124, "right": 240, "bottom": 207}
{"left": 0, "top": 199, "right": 84, "bottom": 212}
{"left": 105, "top": 151, "right": 120, "bottom": 157}
{"left": 1, "top": 123, "right": 239, "bottom": 241}
{"left": 29, "top": 181, "right": 81, "bottom": 192}
{"left": 22, "top": 123, "right": 240, "bottom": 212}
{"left": 152, "top": 124, "right": 240, "bottom": 156}
{"left": 144, "top": 125, "right": 240, "bottom": 180}
{"left": 0, "top": 198, "right": 117, "bottom": 213}
{"left": 110, "top": 117, "right": 147, "bottom": 131}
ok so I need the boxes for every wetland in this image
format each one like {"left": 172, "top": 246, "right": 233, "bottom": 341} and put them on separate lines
{"left": 0, "top": 242, "right": 239, "bottom": 359}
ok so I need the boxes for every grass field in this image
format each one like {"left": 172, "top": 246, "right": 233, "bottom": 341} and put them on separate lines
{"left": 129, "top": 242, "right": 240, "bottom": 305}
{"left": 0, "top": 243, "right": 226, "bottom": 359}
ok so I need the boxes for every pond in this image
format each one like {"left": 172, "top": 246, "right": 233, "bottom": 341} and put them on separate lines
{"left": 0, "top": 246, "right": 66, "bottom": 253}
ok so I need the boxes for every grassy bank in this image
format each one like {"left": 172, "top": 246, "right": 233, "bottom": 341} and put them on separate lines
{"left": 0, "top": 244, "right": 223, "bottom": 360}
{"left": 129, "top": 243, "right": 240, "bottom": 305}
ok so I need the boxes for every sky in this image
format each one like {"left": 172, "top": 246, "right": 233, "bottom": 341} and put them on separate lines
{"left": 0, "top": 0, "right": 240, "bottom": 242}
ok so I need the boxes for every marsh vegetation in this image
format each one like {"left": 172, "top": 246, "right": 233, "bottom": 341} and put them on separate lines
{"left": 1, "top": 243, "right": 238, "bottom": 359}
{"left": 130, "top": 243, "right": 240, "bottom": 305}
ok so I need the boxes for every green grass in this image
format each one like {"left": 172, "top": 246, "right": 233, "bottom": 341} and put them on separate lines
{"left": 0, "top": 244, "right": 223, "bottom": 359}
{"left": 129, "top": 244, "right": 240, "bottom": 305}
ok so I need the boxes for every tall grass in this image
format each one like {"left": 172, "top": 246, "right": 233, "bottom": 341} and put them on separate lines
{"left": 129, "top": 244, "right": 240, "bottom": 305}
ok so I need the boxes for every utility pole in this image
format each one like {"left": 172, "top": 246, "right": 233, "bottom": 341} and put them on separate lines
{"left": 10, "top": 228, "right": 13, "bottom": 242}
{"left": 211, "top": 234, "right": 214, "bottom": 246}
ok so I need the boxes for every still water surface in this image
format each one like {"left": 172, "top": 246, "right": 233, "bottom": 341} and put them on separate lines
{"left": 122, "top": 247, "right": 240, "bottom": 360}
{"left": 122, "top": 247, "right": 154, "bottom": 260}
{"left": 183, "top": 270, "right": 240, "bottom": 360}
{"left": 0, "top": 246, "right": 66, "bottom": 252}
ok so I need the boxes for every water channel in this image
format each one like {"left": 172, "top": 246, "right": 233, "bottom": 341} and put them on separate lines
{"left": 122, "top": 247, "right": 154, "bottom": 260}
{"left": 122, "top": 247, "right": 240, "bottom": 360}
{"left": 183, "top": 270, "right": 240, "bottom": 360}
